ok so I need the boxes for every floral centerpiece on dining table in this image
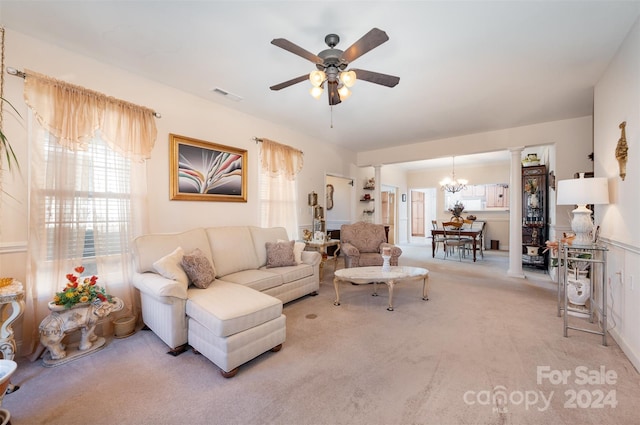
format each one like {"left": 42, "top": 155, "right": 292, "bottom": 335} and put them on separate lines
{"left": 448, "top": 201, "right": 465, "bottom": 219}
{"left": 51, "top": 266, "right": 112, "bottom": 309}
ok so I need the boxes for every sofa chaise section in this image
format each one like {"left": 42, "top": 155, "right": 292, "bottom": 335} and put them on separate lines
{"left": 132, "top": 226, "right": 321, "bottom": 377}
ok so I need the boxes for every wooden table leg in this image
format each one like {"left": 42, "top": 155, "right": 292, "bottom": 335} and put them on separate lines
{"left": 472, "top": 239, "right": 477, "bottom": 262}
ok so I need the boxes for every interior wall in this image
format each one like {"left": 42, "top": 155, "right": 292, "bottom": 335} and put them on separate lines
{"left": 593, "top": 16, "right": 640, "bottom": 371}
{"left": 325, "top": 175, "right": 353, "bottom": 232}
{"left": 407, "top": 161, "right": 511, "bottom": 250}
{"left": 0, "top": 28, "right": 358, "bottom": 280}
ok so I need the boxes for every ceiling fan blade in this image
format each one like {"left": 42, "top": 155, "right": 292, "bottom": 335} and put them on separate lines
{"left": 271, "top": 38, "right": 323, "bottom": 64}
{"left": 327, "top": 81, "right": 341, "bottom": 106}
{"left": 340, "top": 28, "right": 389, "bottom": 63}
{"left": 350, "top": 69, "right": 400, "bottom": 87}
{"left": 270, "top": 74, "right": 309, "bottom": 91}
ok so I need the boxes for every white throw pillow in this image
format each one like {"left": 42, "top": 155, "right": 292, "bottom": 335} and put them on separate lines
{"left": 293, "top": 241, "right": 305, "bottom": 264}
{"left": 153, "top": 247, "right": 189, "bottom": 287}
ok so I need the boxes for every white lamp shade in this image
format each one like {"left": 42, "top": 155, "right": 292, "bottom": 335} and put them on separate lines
{"left": 557, "top": 177, "right": 609, "bottom": 206}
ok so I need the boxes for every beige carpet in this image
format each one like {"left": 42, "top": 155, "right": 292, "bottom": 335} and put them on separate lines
{"left": 5, "top": 246, "right": 639, "bottom": 425}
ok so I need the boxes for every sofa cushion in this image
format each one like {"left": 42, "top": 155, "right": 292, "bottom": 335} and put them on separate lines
{"left": 206, "top": 226, "right": 259, "bottom": 277}
{"left": 259, "top": 263, "right": 313, "bottom": 284}
{"left": 152, "top": 247, "right": 189, "bottom": 288}
{"left": 219, "top": 269, "right": 283, "bottom": 292}
{"left": 278, "top": 239, "right": 305, "bottom": 265}
{"left": 133, "top": 228, "right": 212, "bottom": 273}
{"left": 186, "top": 280, "right": 282, "bottom": 338}
{"left": 250, "top": 226, "right": 290, "bottom": 267}
{"left": 265, "top": 241, "right": 296, "bottom": 268}
{"left": 181, "top": 248, "right": 216, "bottom": 289}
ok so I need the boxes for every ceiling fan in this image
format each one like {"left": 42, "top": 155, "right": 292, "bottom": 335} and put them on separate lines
{"left": 270, "top": 28, "right": 400, "bottom": 106}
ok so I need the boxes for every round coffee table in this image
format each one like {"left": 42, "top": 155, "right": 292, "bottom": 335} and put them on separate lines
{"left": 333, "top": 266, "right": 429, "bottom": 311}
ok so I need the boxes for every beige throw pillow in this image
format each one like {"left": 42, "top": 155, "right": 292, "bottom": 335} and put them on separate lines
{"left": 152, "top": 247, "right": 189, "bottom": 287}
{"left": 181, "top": 248, "right": 216, "bottom": 289}
{"left": 278, "top": 239, "right": 305, "bottom": 264}
{"left": 266, "top": 240, "right": 297, "bottom": 268}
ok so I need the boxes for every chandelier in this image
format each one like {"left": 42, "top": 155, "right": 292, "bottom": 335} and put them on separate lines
{"left": 440, "top": 157, "right": 468, "bottom": 193}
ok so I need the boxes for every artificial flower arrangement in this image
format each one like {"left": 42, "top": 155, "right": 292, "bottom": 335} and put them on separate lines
{"left": 52, "top": 266, "right": 112, "bottom": 309}
{"left": 524, "top": 178, "right": 538, "bottom": 194}
{"left": 448, "top": 201, "right": 465, "bottom": 217}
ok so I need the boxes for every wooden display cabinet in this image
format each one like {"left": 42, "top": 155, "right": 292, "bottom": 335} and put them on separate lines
{"left": 522, "top": 165, "right": 547, "bottom": 268}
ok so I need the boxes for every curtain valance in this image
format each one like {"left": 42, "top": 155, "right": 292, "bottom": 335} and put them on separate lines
{"left": 23, "top": 69, "right": 157, "bottom": 162}
{"left": 259, "top": 138, "right": 303, "bottom": 180}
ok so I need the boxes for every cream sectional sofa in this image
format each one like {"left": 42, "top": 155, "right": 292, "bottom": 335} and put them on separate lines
{"left": 132, "top": 226, "right": 321, "bottom": 377}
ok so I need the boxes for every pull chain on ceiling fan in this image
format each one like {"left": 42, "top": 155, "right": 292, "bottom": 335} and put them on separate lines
{"left": 270, "top": 28, "right": 400, "bottom": 106}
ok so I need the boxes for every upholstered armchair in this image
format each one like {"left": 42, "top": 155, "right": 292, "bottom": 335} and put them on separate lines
{"left": 340, "top": 222, "right": 402, "bottom": 268}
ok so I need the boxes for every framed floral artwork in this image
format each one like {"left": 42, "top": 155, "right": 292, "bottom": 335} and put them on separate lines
{"left": 169, "top": 134, "right": 247, "bottom": 202}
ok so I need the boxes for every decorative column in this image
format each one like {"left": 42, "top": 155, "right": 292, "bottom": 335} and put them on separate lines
{"left": 508, "top": 147, "right": 525, "bottom": 278}
{"left": 374, "top": 165, "right": 382, "bottom": 224}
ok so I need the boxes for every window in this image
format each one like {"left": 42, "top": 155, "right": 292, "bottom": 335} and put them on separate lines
{"left": 40, "top": 133, "right": 132, "bottom": 275}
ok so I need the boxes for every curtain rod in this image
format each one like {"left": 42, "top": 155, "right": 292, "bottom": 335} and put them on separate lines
{"left": 253, "top": 137, "right": 303, "bottom": 155}
{"left": 6, "top": 66, "right": 162, "bottom": 118}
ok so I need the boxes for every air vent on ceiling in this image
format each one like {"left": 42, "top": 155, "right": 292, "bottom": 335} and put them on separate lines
{"left": 211, "top": 87, "right": 243, "bottom": 102}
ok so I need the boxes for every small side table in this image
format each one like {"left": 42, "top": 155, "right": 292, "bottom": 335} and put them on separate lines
{"left": 304, "top": 239, "right": 341, "bottom": 280}
{"left": 558, "top": 243, "right": 608, "bottom": 345}
{"left": 0, "top": 280, "right": 25, "bottom": 394}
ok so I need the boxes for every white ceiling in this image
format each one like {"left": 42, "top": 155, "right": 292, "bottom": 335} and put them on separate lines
{"left": 2, "top": 1, "right": 639, "bottom": 159}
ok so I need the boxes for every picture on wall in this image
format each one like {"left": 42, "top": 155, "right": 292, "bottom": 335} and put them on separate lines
{"left": 170, "top": 134, "right": 247, "bottom": 202}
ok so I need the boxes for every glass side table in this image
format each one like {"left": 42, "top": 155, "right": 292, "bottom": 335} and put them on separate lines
{"left": 557, "top": 243, "right": 608, "bottom": 345}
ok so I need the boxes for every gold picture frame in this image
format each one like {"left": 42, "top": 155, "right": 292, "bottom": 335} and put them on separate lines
{"left": 169, "top": 134, "right": 247, "bottom": 202}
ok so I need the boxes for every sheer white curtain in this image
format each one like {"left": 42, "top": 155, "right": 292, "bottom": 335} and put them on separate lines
{"left": 259, "top": 138, "right": 303, "bottom": 239}
{"left": 21, "top": 71, "right": 156, "bottom": 355}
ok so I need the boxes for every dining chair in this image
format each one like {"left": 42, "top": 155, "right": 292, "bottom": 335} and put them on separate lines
{"left": 430, "top": 220, "right": 446, "bottom": 254}
{"left": 442, "top": 221, "right": 472, "bottom": 261}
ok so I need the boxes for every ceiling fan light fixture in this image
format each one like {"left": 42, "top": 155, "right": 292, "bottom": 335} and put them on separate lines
{"left": 337, "top": 85, "right": 351, "bottom": 100}
{"left": 309, "top": 70, "right": 326, "bottom": 87}
{"left": 340, "top": 70, "right": 356, "bottom": 88}
{"left": 310, "top": 85, "right": 324, "bottom": 99}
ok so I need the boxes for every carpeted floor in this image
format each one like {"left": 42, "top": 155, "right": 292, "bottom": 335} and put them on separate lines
{"left": 5, "top": 245, "right": 639, "bottom": 425}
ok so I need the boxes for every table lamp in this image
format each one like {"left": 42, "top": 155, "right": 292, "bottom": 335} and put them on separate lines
{"left": 556, "top": 173, "right": 609, "bottom": 245}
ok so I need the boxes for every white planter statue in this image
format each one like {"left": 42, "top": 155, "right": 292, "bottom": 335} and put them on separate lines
{"left": 39, "top": 297, "right": 124, "bottom": 360}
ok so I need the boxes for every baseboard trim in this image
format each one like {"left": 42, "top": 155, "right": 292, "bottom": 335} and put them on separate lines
{"left": 608, "top": 327, "right": 640, "bottom": 374}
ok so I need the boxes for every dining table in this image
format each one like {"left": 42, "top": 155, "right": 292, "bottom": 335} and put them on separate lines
{"left": 431, "top": 228, "right": 482, "bottom": 262}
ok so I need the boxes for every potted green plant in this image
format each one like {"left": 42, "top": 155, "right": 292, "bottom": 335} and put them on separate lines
{"left": 0, "top": 96, "right": 20, "bottom": 172}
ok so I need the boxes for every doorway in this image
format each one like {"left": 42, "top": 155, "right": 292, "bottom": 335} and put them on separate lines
{"left": 381, "top": 188, "right": 396, "bottom": 244}
{"left": 325, "top": 174, "right": 354, "bottom": 234}
{"left": 410, "top": 188, "right": 436, "bottom": 244}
